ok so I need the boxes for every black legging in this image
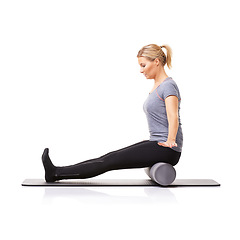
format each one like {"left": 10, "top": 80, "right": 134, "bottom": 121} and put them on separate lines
{"left": 49, "top": 140, "right": 181, "bottom": 181}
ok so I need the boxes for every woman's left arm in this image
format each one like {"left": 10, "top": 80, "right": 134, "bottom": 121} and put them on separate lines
{"left": 158, "top": 95, "right": 179, "bottom": 148}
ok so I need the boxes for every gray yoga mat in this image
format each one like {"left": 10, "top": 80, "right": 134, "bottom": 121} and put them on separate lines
{"left": 22, "top": 179, "right": 220, "bottom": 187}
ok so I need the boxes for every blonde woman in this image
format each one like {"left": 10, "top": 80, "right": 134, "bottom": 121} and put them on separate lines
{"left": 42, "top": 44, "right": 183, "bottom": 182}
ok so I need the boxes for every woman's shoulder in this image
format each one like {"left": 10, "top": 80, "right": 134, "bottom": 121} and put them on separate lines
{"left": 160, "top": 77, "right": 178, "bottom": 89}
{"left": 163, "top": 77, "right": 176, "bottom": 84}
{"left": 158, "top": 77, "right": 181, "bottom": 99}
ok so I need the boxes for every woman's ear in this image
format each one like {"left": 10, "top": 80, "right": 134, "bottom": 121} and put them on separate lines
{"left": 154, "top": 58, "right": 160, "bottom": 66}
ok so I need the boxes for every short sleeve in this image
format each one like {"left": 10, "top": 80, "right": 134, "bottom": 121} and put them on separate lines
{"left": 162, "top": 81, "right": 180, "bottom": 100}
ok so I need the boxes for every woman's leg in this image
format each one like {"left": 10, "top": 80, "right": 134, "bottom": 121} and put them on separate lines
{"left": 42, "top": 141, "right": 148, "bottom": 182}
{"left": 42, "top": 141, "right": 181, "bottom": 182}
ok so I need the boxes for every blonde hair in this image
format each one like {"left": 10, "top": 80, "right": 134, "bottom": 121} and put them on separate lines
{"left": 137, "top": 44, "right": 172, "bottom": 69}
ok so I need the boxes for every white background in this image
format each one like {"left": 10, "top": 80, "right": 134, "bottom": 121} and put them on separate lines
{"left": 1, "top": 0, "right": 240, "bottom": 239}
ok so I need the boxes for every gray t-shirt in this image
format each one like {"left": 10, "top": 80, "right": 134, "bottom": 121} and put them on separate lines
{"left": 143, "top": 77, "right": 183, "bottom": 152}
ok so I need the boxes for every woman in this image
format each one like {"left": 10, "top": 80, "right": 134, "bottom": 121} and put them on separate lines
{"left": 42, "top": 44, "right": 183, "bottom": 182}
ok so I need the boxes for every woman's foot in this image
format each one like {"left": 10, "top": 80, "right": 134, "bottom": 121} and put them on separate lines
{"left": 42, "top": 148, "right": 57, "bottom": 182}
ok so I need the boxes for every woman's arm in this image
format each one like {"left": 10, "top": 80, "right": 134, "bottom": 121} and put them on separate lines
{"left": 158, "top": 95, "right": 179, "bottom": 148}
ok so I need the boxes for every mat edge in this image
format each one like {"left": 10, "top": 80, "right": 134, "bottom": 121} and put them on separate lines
{"left": 21, "top": 179, "right": 221, "bottom": 187}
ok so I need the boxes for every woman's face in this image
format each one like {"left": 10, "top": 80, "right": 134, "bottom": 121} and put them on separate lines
{"left": 138, "top": 57, "right": 159, "bottom": 79}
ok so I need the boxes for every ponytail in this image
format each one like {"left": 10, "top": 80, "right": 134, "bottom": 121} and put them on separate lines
{"left": 160, "top": 45, "right": 172, "bottom": 69}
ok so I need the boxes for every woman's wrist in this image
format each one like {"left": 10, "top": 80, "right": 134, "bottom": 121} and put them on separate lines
{"left": 167, "top": 137, "right": 176, "bottom": 142}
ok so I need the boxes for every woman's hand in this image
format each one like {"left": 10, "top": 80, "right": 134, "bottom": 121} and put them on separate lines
{"left": 158, "top": 140, "right": 177, "bottom": 148}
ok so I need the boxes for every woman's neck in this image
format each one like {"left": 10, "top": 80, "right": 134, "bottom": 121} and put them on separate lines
{"left": 154, "top": 70, "right": 168, "bottom": 85}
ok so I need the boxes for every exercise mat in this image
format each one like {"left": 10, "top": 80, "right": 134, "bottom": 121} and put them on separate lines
{"left": 22, "top": 179, "right": 220, "bottom": 187}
